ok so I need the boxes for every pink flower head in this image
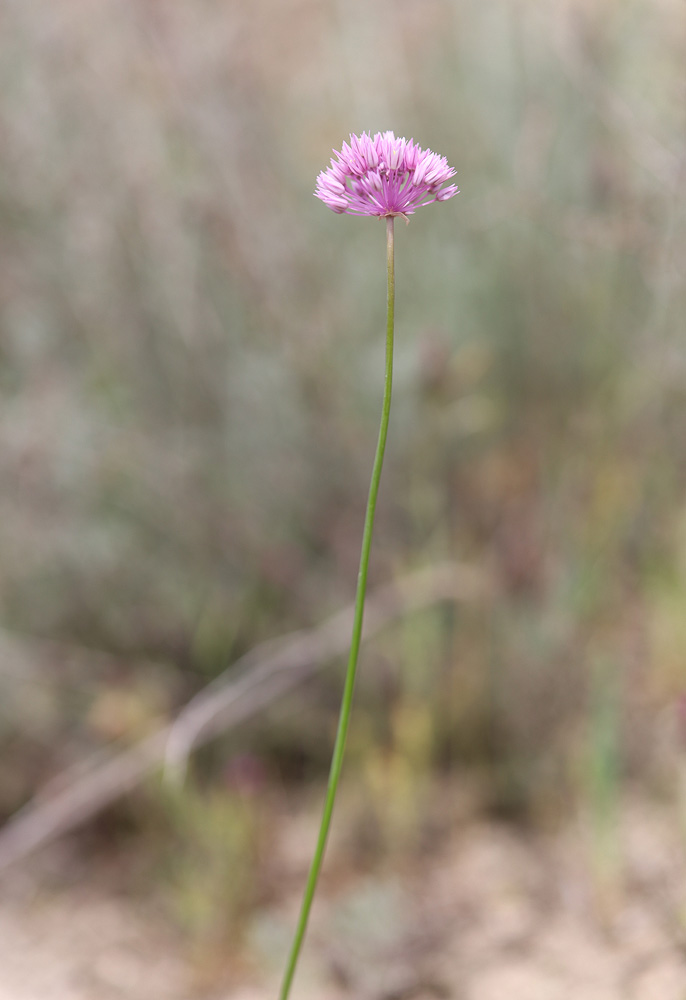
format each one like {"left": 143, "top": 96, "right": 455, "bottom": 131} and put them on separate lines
{"left": 315, "top": 131, "right": 458, "bottom": 219}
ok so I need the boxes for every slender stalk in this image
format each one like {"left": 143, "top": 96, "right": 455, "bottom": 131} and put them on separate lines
{"left": 278, "top": 216, "right": 396, "bottom": 1000}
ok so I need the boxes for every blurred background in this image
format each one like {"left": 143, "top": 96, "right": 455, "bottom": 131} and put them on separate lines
{"left": 1, "top": 0, "right": 686, "bottom": 996}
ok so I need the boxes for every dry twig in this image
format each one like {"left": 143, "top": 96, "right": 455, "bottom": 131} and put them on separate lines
{"left": 0, "top": 562, "right": 488, "bottom": 873}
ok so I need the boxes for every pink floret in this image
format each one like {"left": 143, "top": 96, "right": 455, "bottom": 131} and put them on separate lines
{"left": 315, "top": 131, "right": 458, "bottom": 218}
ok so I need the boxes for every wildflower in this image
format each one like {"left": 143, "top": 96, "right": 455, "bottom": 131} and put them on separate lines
{"left": 281, "top": 131, "right": 457, "bottom": 1000}
{"left": 315, "top": 130, "right": 458, "bottom": 219}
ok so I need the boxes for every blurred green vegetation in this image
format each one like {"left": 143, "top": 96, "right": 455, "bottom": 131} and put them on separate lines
{"left": 1, "top": 0, "right": 686, "bottom": 944}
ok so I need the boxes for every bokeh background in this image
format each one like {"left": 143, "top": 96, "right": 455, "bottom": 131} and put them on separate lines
{"left": 1, "top": 0, "right": 686, "bottom": 994}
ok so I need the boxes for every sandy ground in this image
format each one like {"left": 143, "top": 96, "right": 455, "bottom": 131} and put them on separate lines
{"left": 0, "top": 796, "right": 685, "bottom": 1000}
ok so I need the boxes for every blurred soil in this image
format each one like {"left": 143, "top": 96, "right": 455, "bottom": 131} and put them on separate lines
{"left": 1, "top": 794, "right": 685, "bottom": 1000}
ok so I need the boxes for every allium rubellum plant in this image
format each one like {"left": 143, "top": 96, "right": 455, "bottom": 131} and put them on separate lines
{"left": 280, "top": 134, "right": 457, "bottom": 1000}
{"left": 315, "top": 130, "right": 458, "bottom": 218}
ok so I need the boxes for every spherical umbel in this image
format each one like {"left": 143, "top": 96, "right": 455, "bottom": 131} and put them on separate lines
{"left": 315, "top": 131, "right": 458, "bottom": 219}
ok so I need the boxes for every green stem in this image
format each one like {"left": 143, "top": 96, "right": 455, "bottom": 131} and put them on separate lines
{"left": 278, "top": 216, "right": 395, "bottom": 1000}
